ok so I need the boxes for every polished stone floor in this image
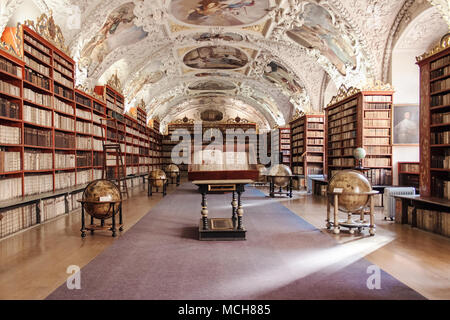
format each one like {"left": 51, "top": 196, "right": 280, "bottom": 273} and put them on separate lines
{"left": 0, "top": 182, "right": 449, "bottom": 300}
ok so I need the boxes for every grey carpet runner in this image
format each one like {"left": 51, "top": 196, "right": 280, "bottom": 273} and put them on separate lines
{"left": 47, "top": 183, "right": 425, "bottom": 300}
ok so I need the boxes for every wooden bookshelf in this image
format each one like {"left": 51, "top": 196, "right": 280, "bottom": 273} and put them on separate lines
{"left": 398, "top": 162, "right": 420, "bottom": 190}
{"left": 271, "top": 127, "right": 291, "bottom": 166}
{"left": 325, "top": 85, "right": 394, "bottom": 186}
{"left": 417, "top": 34, "right": 450, "bottom": 199}
{"left": 290, "top": 114, "right": 325, "bottom": 177}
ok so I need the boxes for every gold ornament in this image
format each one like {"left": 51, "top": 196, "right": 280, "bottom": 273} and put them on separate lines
{"left": 416, "top": 33, "right": 450, "bottom": 62}
{"left": 106, "top": 72, "right": 123, "bottom": 94}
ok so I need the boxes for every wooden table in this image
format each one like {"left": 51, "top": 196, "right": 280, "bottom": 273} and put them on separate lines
{"left": 192, "top": 180, "right": 253, "bottom": 241}
{"left": 326, "top": 191, "right": 379, "bottom": 236}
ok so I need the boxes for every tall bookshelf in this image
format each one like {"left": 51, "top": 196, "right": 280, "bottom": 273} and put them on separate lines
{"left": 417, "top": 35, "right": 450, "bottom": 199}
{"left": 271, "top": 127, "right": 291, "bottom": 166}
{"left": 290, "top": 114, "right": 325, "bottom": 176}
{"left": 325, "top": 85, "right": 394, "bottom": 186}
{"left": 398, "top": 162, "right": 420, "bottom": 190}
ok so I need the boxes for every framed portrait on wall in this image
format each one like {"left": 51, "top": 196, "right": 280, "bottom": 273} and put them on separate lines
{"left": 393, "top": 105, "right": 420, "bottom": 145}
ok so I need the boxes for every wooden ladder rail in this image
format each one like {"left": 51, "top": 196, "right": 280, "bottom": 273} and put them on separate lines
{"left": 100, "top": 117, "right": 129, "bottom": 199}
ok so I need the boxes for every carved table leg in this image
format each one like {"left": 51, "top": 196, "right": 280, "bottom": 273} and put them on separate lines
{"left": 333, "top": 194, "right": 340, "bottom": 234}
{"left": 201, "top": 191, "right": 208, "bottom": 230}
{"left": 237, "top": 190, "right": 244, "bottom": 230}
{"left": 231, "top": 191, "right": 237, "bottom": 220}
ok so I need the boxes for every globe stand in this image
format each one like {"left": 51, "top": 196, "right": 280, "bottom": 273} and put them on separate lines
{"left": 267, "top": 175, "right": 293, "bottom": 198}
{"left": 147, "top": 177, "right": 168, "bottom": 196}
{"left": 326, "top": 191, "right": 379, "bottom": 236}
{"left": 166, "top": 171, "right": 180, "bottom": 186}
{"left": 79, "top": 200, "right": 123, "bottom": 238}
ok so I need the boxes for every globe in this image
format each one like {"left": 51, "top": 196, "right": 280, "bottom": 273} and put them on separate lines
{"left": 82, "top": 179, "right": 121, "bottom": 220}
{"left": 353, "top": 147, "right": 367, "bottom": 160}
{"left": 328, "top": 170, "right": 372, "bottom": 213}
{"left": 268, "top": 164, "right": 292, "bottom": 187}
{"left": 150, "top": 169, "right": 167, "bottom": 187}
{"left": 256, "top": 164, "right": 267, "bottom": 182}
{"left": 166, "top": 164, "right": 180, "bottom": 178}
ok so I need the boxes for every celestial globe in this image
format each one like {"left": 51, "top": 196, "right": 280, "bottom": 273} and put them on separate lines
{"left": 166, "top": 164, "right": 180, "bottom": 178}
{"left": 269, "top": 164, "right": 292, "bottom": 187}
{"left": 328, "top": 170, "right": 372, "bottom": 213}
{"left": 82, "top": 179, "right": 121, "bottom": 220}
{"left": 150, "top": 169, "right": 167, "bottom": 187}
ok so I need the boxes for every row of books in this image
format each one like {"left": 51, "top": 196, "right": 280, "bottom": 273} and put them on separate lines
{"left": 329, "top": 131, "right": 356, "bottom": 142}
{"left": 363, "top": 137, "right": 390, "bottom": 145}
{"left": 24, "top": 34, "right": 50, "bottom": 55}
{"left": 55, "top": 113, "right": 75, "bottom": 131}
{"left": 76, "top": 136, "right": 92, "bottom": 149}
{"left": 24, "top": 55, "right": 50, "bottom": 77}
{"left": 364, "top": 119, "right": 391, "bottom": 127}
{"left": 41, "top": 196, "right": 65, "bottom": 222}
{"left": 0, "top": 204, "right": 37, "bottom": 238}
{"left": 363, "top": 103, "right": 391, "bottom": 110}
{"left": 364, "top": 128, "right": 390, "bottom": 136}
{"left": 329, "top": 115, "right": 357, "bottom": 128}
{"left": 431, "top": 151, "right": 450, "bottom": 169}
{"left": 0, "top": 125, "right": 21, "bottom": 144}
{"left": 24, "top": 151, "right": 52, "bottom": 171}
{"left": 331, "top": 158, "right": 355, "bottom": 166}
{"left": 55, "top": 132, "right": 75, "bottom": 149}
{"left": 431, "top": 111, "right": 450, "bottom": 124}
{"left": 77, "top": 170, "right": 92, "bottom": 185}
{"left": 307, "top": 138, "right": 324, "bottom": 145}
{"left": 55, "top": 153, "right": 75, "bottom": 169}
{"left": 431, "top": 131, "right": 450, "bottom": 145}
{"left": 307, "top": 146, "right": 324, "bottom": 153}
{"left": 365, "top": 157, "right": 391, "bottom": 167}
{"left": 25, "top": 68, "right": 50, "bottom": 90}
{"left": 308, "top": 131, "right": 324, "bottom": 138}
{"left": 0, "top": 56, "right": 22, "bottom": 78}
{"left": 53, "top": 52, "right": 73, "bottom": 71}
{"left": 329, "top": 107, "right": 356, "bottom": 122}
{"left": 24, "top": 174, "right": 53, "bottom": 196}
{"left": 0, "top": 79, "right": 20, "bottom": 97}
{"left": 364, "top": 110, "right": 390, "bottom": 119}
{"left": 24, "top": 87, "right": 51, "bottom": 107}
{"left": 366, "top": 145, "right": 391, "bottom": 155}
{"left": 0, "top": 97, "right": 19, "bottom": 119}
{"left": 93, "top": 138, "right": 103, "bottom": 151}
{"left": 364, "top": 95, "right": 392, "bottom": 102}
{"left": 431, "top": 77, "right": 450, "bottom": 93}
{"left": 0, "top": 177, "right": 22, "bottom": 201}
{"left": 93, "top": 153, "right": 104, "bottom": 166}
{"left": 77, "top": 152, "right": 92, "bottom": 167}
{"left": 307, "top": 123, "right": 324, "bottom": 130}
{"left": 23, "top": 43, "right": 50, "bottom": 65}
{"left": 0, "top": 150, "right": 20, "bottom": 172}
{"left": 433, "top": 177, "right": 450, "bottom": 200}
{"left": 306, "top": 155, "right": 323, "bottom": 162}
{"left": 365, "top": 168, "right": 392, "bottom": 186}
{"left": 24, "top": 127, "right": 51, "bottom": 147}
{"left": 76, "top": 121, "right": 92, "bottom": 134}
{"left": 430, "top": 54, "right": 450, "bottom": 70}
{"left": 431, "top": 92, "right": 450, "bottom": 107}
{"left": 54, "top": 70, "right": 73, "bottom": 88}
{"left": 54, "top": 60, "right": 72, "bottom": 78}
{"left": 24, "top": 104, "right": 52, "bottom": 127}
{"left": 327, "top": 100, "right": 357, "bottom": 116}
{"left": 430, "top": 65, "right": 450, "bottom": 80}
{"left": 414, "top": 209, "right": 449, "bottom": 237}
{"left": 76, "top": 108, "right": 91, "bottom": 121}
{"left": 54, "top": 171, "right": 75, "bottom": 190}
{"left": 75, "top": 93, "right": 91, "bottom": 107}
{"left": 54, "top": 85, "right": 73, "bottom": 100}
{"left": 399, "top": 163, "right": 420, "bottom": 173}
{"left": 343, "top": 139, "right": 356, "bottom": 148}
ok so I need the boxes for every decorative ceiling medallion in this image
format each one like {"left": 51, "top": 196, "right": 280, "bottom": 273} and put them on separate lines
{"left": 107, "top": 73, "right": 123, "bottom": 94}
{"left": 416, "top": 33, "right": 450, "bottom": 62}
{"left": 200, "top": 109, "right": 224, "bottom": 122}
{"left": 193, "top": 32, "right": 244, "bottom": 42}
{"left": 188, "top": 80, "right": 236, "bottom": 91}
{"left": 183, "top": 46, "right": 248, "bottom": 70}
{"left": 169, "top": 0, "right": 270, "bottom": 27}
{"left": 24, "top": 12, "right": 70, "bottom": 56}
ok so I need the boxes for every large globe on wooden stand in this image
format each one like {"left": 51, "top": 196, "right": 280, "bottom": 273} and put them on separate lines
{"left": 150, "top": 169, "right": 166, "bottom": 187}
{"left": 269, "top": 164, "right": 292, "bottom": 187}
{"left": 82, "top": 179, "right": 122, "bottom": 219}
{"left": 256, "top": 164, "right": 267, "bottom": 182}
{"left": 166, "top": 164, "right": 179, "bottom": 178}
{"left": 328, "top": 170, "right": 372, "bottom": 213}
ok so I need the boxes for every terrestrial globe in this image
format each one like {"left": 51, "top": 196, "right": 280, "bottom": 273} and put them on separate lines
{"left": 166, "top": 164, "right": 180, "bottom": 178}
{"left": 328, "top": 170, "right": 372, "bottom": 213}
{"left": 256, "top": 164, "right": 267, "bottom": 182}
{"left": 269, "top": 164, "right": 292, "bottom": 187}
{"left": 150, "top": 169, "right": 167, "bottom": 187}
{"left": 353, "top": 147, "right": 366, "bottom": 160}
{"left": 82, "top": 179, "right": 121, "bottom": 220}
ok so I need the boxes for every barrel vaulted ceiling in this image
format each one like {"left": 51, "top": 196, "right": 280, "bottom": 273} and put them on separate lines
{"left": 1, "top": 0, "right": 449, "bottom": 131}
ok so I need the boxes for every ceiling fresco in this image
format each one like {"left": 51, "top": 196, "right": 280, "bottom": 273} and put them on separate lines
{"left": 2, "top": 0, "right": 448, "bottom": 132}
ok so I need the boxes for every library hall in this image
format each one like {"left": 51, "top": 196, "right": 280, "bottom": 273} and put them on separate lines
{"left": 0, "top": 0, "right": 450, "bottom": 305}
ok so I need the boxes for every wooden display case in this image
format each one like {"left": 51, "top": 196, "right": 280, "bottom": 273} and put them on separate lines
{"left": 325, "top": 85, "right": 394, "bottom": 186}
